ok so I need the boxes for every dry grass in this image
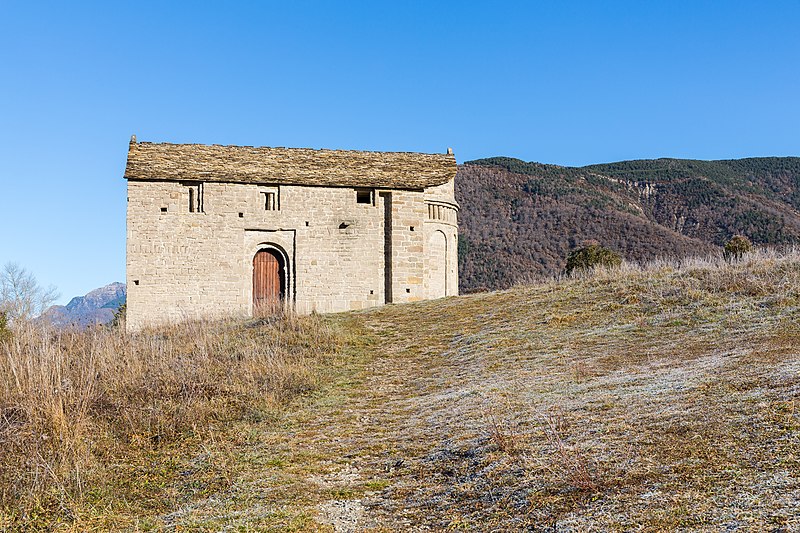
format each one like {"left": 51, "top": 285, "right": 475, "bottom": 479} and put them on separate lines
{"left": 486, "top": 401, "right": 523, "bottom": 457}
{"left": 1, "top": 248, "right": 798, "bottom": 530}
{"left": 339, "top": 248, "right": 800, "bottom": 530}
{"left": 535, "top": 411, "right": 601, "bottom": 492}
{"left": 0, "top": 313, "right": 343, "bottom": 529}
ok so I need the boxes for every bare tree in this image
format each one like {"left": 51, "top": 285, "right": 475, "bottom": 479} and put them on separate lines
{"left": 0, "top": 262, "right": 60, "bottom": 324}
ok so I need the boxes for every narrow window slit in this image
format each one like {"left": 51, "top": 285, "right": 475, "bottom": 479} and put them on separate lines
{"left": 261, "top": 188, "right": 280, "bottom": 211}
{"left": 183, "top": 182, "right": 203, "bottom": 213}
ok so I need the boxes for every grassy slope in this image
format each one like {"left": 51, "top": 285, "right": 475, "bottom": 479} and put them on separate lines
{"left": 142, "top": 252, "right": 798, "bottom": 531}
{"left": 5, "top": 252, "right": 799, "bottom": 530}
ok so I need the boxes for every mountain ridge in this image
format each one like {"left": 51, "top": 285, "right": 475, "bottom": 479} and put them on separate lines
{"left": 40, "top": 282, "right": 126, "bottom": 328}
{"left": 456, "top": 155, "right": 800, "bottom": 291}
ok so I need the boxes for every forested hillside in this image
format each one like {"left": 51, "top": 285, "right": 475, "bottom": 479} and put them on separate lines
{"left": 456, "top": 156, "right": 800, "bottom": 291}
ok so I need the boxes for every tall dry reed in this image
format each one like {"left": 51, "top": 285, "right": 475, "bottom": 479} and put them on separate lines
{"left": 0, "top": 313, "right": 337, "bottom": 520}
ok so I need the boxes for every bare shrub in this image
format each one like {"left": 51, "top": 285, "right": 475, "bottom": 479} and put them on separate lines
{"left": 0, "top": 262, "right": 59, "bottom": 325}
{"left": 488, "top": 411, "right": 522, "bottom": 456}
{"left": 538, "top": 411, "right": 600, "bottom": 492}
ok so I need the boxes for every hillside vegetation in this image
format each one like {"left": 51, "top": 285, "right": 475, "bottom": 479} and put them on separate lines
{"left": 0, "top": 315, "right": 351, "bottom": 529}
{"left": 457, "top": 156, "right": 800, "bottom": 291}
{"left": 2, "top": 250, "right": 798, "bottom": 530}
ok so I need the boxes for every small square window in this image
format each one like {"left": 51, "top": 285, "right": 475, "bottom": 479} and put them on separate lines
{"left": 356, "top": 189, "right": 373, "bottom": 205}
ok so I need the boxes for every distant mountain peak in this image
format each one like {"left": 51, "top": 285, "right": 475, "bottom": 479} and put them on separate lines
{"left": 40, "top": 282, "right": 126, "bottom": 328}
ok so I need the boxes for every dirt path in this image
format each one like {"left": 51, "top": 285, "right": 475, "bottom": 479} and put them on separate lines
{"left": 159, "top": 299, "right": 504, "bottom": 531}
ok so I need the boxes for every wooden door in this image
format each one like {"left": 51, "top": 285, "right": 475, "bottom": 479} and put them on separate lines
{"left": 253, "top": 250, "right": 283, "bottom": 315}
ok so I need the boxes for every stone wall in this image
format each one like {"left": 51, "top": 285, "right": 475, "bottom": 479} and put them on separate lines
{"left": 127, "top": 178, "right": 458, "bottom": 330}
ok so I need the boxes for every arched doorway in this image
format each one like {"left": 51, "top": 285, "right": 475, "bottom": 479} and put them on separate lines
{"left": 253, "top": 249, "right": 285, "bottom": 315}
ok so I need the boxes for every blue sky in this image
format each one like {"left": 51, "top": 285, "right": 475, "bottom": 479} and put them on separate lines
{"left": 1, "top": 1, "right": 799, "bottom": 303}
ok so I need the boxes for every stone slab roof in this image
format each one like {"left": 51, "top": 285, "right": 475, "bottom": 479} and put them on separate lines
{"left": 124, "top": 139, "right": 457, "bottom": 189}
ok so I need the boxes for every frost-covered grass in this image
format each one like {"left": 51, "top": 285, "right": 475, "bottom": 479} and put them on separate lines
{"left": 3, "top": 249, "right": 798, "bottom": 530}
{"left": 351, "top": 248, "right": 799, "bottom": 530}
{"left": 188, "top": 248, "right": 798, "bottom": 530}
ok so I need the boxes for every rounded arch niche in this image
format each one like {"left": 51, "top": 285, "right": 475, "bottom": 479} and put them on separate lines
{"left": 427, "top": 230, "right": 448, "bottom": 299}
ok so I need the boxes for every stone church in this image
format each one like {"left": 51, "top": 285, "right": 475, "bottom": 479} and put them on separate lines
{"left": 124, "top": 137, "right": 459, "bottom": 330}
